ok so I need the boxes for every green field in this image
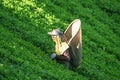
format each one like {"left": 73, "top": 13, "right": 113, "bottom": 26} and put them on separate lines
{"left": 0, "top": 0, "right": 120, "bottom": 80}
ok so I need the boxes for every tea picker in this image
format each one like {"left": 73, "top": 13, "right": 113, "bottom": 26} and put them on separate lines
{"left": 48, "top": 19, "right": 82, "bottom": 69}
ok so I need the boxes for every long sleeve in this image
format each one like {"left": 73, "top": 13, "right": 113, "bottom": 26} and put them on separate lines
{"left": 55, "top": 36, "right": 69, "bottom": 55}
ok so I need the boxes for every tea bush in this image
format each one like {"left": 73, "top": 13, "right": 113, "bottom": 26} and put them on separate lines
{"left": 0, "top": 0, "right": 120, "bottom": 80}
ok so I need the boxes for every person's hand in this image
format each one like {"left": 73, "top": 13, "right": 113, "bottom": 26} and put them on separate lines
{"left": 63, "top": 50, "right": 71, "bottom": 61}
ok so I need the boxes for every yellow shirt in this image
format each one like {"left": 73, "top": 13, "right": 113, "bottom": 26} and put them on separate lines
{"left": 55, "top": 42, "right": 69, "bottom": 55}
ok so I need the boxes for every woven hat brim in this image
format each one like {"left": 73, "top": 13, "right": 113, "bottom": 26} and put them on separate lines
{"left": 48, "top": 32, "right": 58, "bottom": 36}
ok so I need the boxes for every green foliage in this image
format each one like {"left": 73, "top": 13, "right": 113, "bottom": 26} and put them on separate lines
{"left": 0, "top": 0, "right": 120, "bottom": 80}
